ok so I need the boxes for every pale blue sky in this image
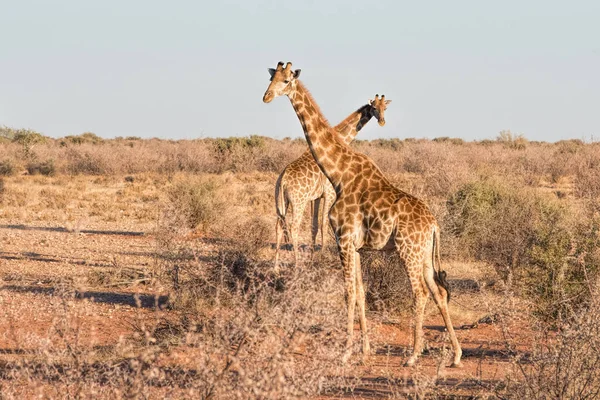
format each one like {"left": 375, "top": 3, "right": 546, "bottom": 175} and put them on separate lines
{"left": 1, "top": 0, "right": 599, "bottom": 141}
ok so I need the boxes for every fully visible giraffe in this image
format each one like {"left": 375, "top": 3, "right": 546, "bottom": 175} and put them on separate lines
{"left": 263, "top": 62, "right": 462, "bottom": 368}
{"left": 274, "top": 95, "right": 391, "bottom": 267}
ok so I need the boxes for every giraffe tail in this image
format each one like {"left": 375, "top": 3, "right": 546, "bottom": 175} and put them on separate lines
{"left": 432, "top": 226, "right": 451, "bottom": 303}
{"left": 275, "top": 173, "right": 290, "bottom": 243}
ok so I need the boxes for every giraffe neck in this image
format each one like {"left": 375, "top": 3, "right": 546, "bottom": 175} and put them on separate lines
{"left": 333, "top": 104, "right": 373, "bottom": 145}
{"left": 288, "top": 80, "right": 347, "bottom": 188}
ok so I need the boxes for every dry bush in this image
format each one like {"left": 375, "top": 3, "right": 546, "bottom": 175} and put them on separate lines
{"left": 0, "top": 131, "right": 597, "bottom": 193}
{"left": 153, "top": 215, "right": 347, "bottom": 399}
{"left": 497, "top": 130, "right": 528, "bottom": 150}
{"left": 0, "top": 159, "right": 17, "bottom": 176}
{"left": 433, "top": 136, "right": 465, "bottom": 145}
{"left": 163, "top": 177, "right": 227, "bottom": 232}
{"left": 500, "top": 295, "right": 600, "bottom": 399}
{"left": 208, "top": 136, "right": 304, "bottom": 174}
{"left": 26, "top": 159, "right": 56, "bottom": 176}
{"left": 574, "top": 146, "right": 600, "bottom": 199}
{"left": 0, "top": 294, "right": 235, "bottom": 399}
{"left": 0, "top": 134, "right": 307, "bottom": 177}
{"left": 361, "top": 251, "right": 412, "bottom": 314}
{"left": 65, "top": 148, "right": 115, "bottom": 175}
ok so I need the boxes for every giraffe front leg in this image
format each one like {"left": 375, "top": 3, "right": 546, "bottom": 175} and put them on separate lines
{"left": 354, "top": 252, "right": 370, "bottom": 358}
{"left": 339, "top": 242, "right": 357, "bottom": 364}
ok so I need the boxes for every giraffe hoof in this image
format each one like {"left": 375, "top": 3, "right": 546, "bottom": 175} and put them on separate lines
{"left": 362, "top": 340, "right": 371, "bottom": 356}
{"left": 341, "top": 351, "right": 352, "bottom": 365}
{"left": 403, "top": 358, "right": 416, "bottom": 368}
{"left": 449, "top": 362, "right": 463, "bottom": 369}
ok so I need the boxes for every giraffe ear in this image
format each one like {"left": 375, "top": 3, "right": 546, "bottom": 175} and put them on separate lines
{"left": 385, "top": 100, "right": 392, "bottom": 105}
{"left": 268, "top": 68, "right": 276, "bottom": 77}
{"left": 293, "top": 69, "right": 301, "bottom": 79}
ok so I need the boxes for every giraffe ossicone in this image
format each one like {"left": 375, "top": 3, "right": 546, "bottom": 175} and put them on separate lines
{"left": 263, "top": 61, "right": 462, "bottom": 368}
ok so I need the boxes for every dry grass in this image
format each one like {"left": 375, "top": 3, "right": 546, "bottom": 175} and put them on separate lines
{"left": 1, "top": 133, "right": 600, "bottom": 398}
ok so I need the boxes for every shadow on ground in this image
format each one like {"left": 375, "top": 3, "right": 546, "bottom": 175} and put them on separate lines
{"left": 0, "top": 284, "right": 169, "bottom": 309}
{"left": 0, "top": 224, "right": 145, "bottom": 237}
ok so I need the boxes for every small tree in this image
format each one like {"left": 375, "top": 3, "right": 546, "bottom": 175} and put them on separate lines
{"left": 12, "top": 129, "right": 46, "bottom": 159}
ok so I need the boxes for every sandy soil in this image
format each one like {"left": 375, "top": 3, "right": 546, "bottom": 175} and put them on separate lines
{"left": 0, "top": 175, "right": 533, "bottom": 398}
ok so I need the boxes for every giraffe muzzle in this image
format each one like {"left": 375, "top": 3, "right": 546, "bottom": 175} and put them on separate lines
{"left": 263, "top": 91, "right": 274, "bottom": 103}
{"left": 378, "top": 118, "right": 386, "bottom": 127}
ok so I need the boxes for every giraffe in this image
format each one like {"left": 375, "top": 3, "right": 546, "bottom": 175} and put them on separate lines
{"left": 274, "top": 95, "right": 391, "bottom": 268}
{"left": 263, "top": 62, "right": 462, "bottom": 368}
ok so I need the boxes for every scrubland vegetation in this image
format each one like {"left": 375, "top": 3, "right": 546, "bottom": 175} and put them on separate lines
{"left": 1, "top": 125, "right": 600, "bottom": 398}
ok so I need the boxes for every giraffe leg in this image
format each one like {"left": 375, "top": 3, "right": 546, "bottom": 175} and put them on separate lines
{"left": 274, "top": 216, "right": 285, "bottom": 271}
{"left": 339, "top": 242, "right": 357, "bottom": 364}
{"left": 290, "top": 200, "right": 307, "bottom": 268}
{"left": 310, "top": 198, "right": 321, "bottom": 254}
{"left": 321, "top": 188, "right": 335, "bottom": 250}
{"left": 354, "top": 252, "right": 370, "bottom": 357}
{"left": 423, "top": 264, "right": 463, "bottom": 368}
{"left": 404, "top": 267, "right": 429, "bottom": 367}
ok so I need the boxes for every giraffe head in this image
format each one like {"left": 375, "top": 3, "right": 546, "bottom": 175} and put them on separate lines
{"left": 263, "top": 61, "right": 302, "bottom": 103}
{"left": 369, "top": 94, "right": 392, "bottom": 126}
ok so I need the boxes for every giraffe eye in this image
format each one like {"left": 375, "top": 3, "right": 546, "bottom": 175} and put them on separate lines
{"left": 284, "top": 80, "right": 290, "bottom": 84}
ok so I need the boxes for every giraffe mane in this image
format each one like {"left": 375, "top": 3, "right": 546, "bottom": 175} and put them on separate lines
{"left": 334, "top": 104, "right": 371, "bottom": 133}
{"left": 296, "top": 80, "right": 332, "bottom": 128}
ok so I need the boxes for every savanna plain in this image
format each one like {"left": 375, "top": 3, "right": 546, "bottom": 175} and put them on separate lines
{"left": 1, "top": 128, "right": 600, "bottom": 399}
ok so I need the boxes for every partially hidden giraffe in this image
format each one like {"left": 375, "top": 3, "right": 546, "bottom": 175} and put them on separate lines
{"left": 263, "top": 62, "right": 462, "bottom": 368}
{"left": 274, "top": 95, "right": 392, "bottom": 268}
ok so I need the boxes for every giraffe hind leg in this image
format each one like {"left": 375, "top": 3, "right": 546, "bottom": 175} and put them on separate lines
{"left": 321, "top": 188, "right": 335, "bottom": 250}
{"left": 290, "top": 200, "right": 308, "bottom": 267}
{"left": 354, "top": 252, "right": 370, "bottom": 358}
{"left": 338, "top": 242, "right": 357, "bottom": 364}
{"left": 310, "top": 198, "right": 321, "bottom": 254}
{"left": 423, "top": 261, "right": 462, "bottom": 367}
{"left": 404, "top": 268, "right": 429, "bottom": 367}
{"left": 274, "top": 217, "right": 285, "bottom": 270}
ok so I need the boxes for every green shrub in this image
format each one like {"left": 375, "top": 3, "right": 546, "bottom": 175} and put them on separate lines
{"left": 206, "top": 135, "right": 271, "bottom": 173}
{"left": 445, "top": 179, "right": 596, "bottom": 321}
{"left": 213, "top": 135, "right": 266, "bottom": 154}
{"left": 0, "top": 126, "right": 16, "bottom": 139}
{"left": 60, "top": 132, "right": 104, "bottom": 145}
{"left": 12, "top": 129, "right": 46, "bottom": 159}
